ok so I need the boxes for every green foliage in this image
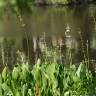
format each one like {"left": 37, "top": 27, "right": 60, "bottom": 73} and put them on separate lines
{"left": 12, "top": 65, "right": 20, "bottom": 80}
{"left": 2, "top": 66, "right": 9, "bottom": 82}
{"left": 0, "top": 0, "right": 34, "bottom": 12}
{"left": 0, "top": 60, "right": 96, "bottom": 96}
{"left": 15, "top": 0, "right": 34, "bottom": 12}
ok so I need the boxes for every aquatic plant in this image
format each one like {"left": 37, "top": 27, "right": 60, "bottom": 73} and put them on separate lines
{"left": 0, "top": 58, "right": 96, "bottom": 96}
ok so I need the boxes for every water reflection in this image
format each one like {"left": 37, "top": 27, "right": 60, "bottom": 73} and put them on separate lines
{"left": 0, "top": 5, "right": 96, "bottom": 68}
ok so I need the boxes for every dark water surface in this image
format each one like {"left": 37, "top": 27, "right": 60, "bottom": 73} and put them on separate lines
{"left": 0, "top": 5, "right": 96, "bottom": 69}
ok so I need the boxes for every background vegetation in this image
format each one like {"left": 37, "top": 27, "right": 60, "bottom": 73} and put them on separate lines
{"left": 0, "top": 0, "right": 95, "bottom": 9}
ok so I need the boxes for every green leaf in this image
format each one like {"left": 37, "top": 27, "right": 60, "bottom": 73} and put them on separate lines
{"left": 27, "top": 89, "right": 33, "bottom": 96}
{"left": 15, "top": 90, "right": 21, "bottom": 96}
{"left": 76, "top": 63, "right": 86, "bottom": 79}
{"left": 2, "top": 66, "right": 8, "bottom": 82}
{"left": 21, "top": 84, "right": 28, "bottom": 96}
{"left": 1, "top": 83, "right": 13, "bottom": 96}
{"left": 12, "top": 66, "right": 20, "bottom": 80}
{"left": 21, "top": 63, "right": 29, "bottom": 81}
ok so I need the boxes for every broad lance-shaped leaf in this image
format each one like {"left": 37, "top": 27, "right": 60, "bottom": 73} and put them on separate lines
{"left": 21, "top": 84, "right": 28, "bottom": 96}
{"left": 76, "top": 63, "right": 86, "bottom": 79}
{"left": 46, "top": 63, "right": 58, "bottom": 93}
{"left": 12, "top": 66, "right": 20, "bottom": 80}
{"left": 15, "top": 90, "right": 21, "bottom": 96}
{"left": 40, "top": 70, "right": 48, "bottom": 92}
{"left": 21, "top": 63, "right": 29, "bottom": 80}
{"left": 28, "top": 89, "right": 33, "bottom": 96}
{"left": 32, "top": 59, "right": 41, "bottom": 81}
{"left": 2, "top": 66, "right": 8, "bottom": 82}
{"left": 1, "top": 83, "right": 13, "bottom": 96}
{"left": 46, "top": 63, "right": 56, "bottom": 79}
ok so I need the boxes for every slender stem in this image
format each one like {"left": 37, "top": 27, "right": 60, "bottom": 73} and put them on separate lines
{"left": 1, "top": 46, "right": 5, "bottom": 66}
{"left": 86, "top": 40, "right": 89, "bottom": 69}
{"left": 79, "top": 32, "right": 87, "bottom": 63}
{"left": 16, "top": 11, "right": 30, "bottom": 61}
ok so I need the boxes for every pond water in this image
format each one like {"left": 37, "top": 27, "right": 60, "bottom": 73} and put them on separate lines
{"left": 0, "top": 4, "right": 96, "bottom": 69}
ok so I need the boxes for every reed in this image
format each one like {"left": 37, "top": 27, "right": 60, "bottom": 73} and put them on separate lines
{"left": 16, "top": 10, "right": 30, "bottom": 62}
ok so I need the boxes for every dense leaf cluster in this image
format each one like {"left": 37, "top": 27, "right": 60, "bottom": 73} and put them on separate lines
{"left": 0, "top": 59, "right": 96, "bottom": 96}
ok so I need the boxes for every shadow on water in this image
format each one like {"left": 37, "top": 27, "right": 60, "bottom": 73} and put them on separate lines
{"left": 0, "top": 4, "right": 96, "bottom": 70}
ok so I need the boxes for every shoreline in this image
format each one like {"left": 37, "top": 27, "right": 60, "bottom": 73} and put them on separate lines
{"left": 33, "top": 1, "right": 96, "bottom": 7}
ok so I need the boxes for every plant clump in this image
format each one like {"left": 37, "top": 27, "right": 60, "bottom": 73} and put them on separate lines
{"left": 0, "top": 59, "right": 96, "bottom": 96}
